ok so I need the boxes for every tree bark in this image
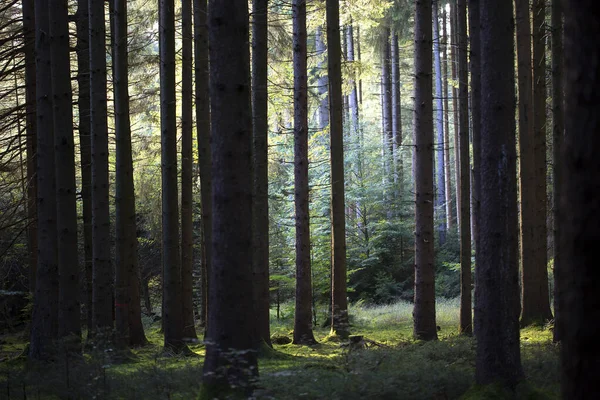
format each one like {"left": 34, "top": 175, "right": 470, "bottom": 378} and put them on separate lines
{"left": 327, "top": 0, "right": 349, "bottom": 339}
{"left": 441, "top": 6, "right": 453, "bottom": 231}
{"left": 456, "top": 0, "right": 471, "bottom": 335}
{"left": 476, "top": 0, "right": 524, "bottom": 389}
{"left": 201, "top": 0, "right": 258, "bottom": 395}
{"left": 433, "top": 0, "right": 446, "bottom": 245}
{"left": 316, "top": 26, "right": 329, "bottom": 131}
{"left": 391, "top": 29, "right": 403, "bottom": 194}
{"left": 292, "top": 0, "right": 316, "bottom": 345}
{"left": 413, "top": 0, "right": 437, "bottom": 342}
{"left": 450, "top": 3, "right": 460, "bottom": 228}
{"left": 560, "top": 2, "right": 600, "bottom": 397}
{"left": 252, "top": 0, "right": 272, "bottom": 349}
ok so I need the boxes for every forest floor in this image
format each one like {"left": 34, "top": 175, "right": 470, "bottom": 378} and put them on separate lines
{"left": 0, "top": 299, "right": 559, "bottom": 399}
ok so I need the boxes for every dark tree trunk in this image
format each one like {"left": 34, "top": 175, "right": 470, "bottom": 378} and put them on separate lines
{"left": 193, "top": 0, "right": 211, "bottom": 331}
{"left": 433, "top": 0, "right": 446, "bottom": 245}
{"left": 22, "top": 0, "right": 37, "bottom": 295}
{"left": 201, "top": 0, "right": 258, "bottom": 395}
{"left": 456, "top": 0, "right": 471, "bottom": 335}
{"left": 160, "top": 0, "right": 185, "bottom": 352}
{"left": 90, "top": 0, "right": 113, "bottom": 335}
{"left": 413, "top": 0, "right": 437, "bottom": 342}
{"left": 560, "top": 2, "right": 600, "bottom": 397}
{"left": 450, "top": 3, "right": 460, "bottom": 228}
{"left": 550, "top": 0, "right": 563, "bottom": 344}
{"left": 252, "top": 0, "right": 272, "bottom": 349}
{"left": 391, "top": 29, "right": 403, "bottom": 193}
{"left": 112, "top": 0, "right": 147, "bottom": 347}
{"left": 180, "top": 0, "right": 197, "bottom": 341}
{"left": 476, "top": 0, "right": 524, "bottom": 389}
{"left": 327, "top": 0, "right": 349, "bottom": 339}
{"left": 76, "top": 0, "right": 94, "bottom": 339}
{"left": 468, "top": 0, "right": 481, "bottom": 287}
{"left": 50, "top": 0, "right": 80, "bottom": 344}
{"left": 531, "top": 0, "right": 553, "bottom": 324}
{"left": 30, "top": 0, "right": 58, "bottom": 360}
{"left": 441, "top": 7, "right": 453, "bottom": 231}
{"left": 316, "top": 27, "right": 329, "bottom": 131}
{"left": 292, "top": 0, "right": 316, "bottom": 346}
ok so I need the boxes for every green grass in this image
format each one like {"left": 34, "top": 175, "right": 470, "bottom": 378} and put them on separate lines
{"left": 0, "top": 300, "right": 559, "bottom": 399}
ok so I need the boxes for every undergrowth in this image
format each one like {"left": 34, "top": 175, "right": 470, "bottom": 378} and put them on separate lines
{"left": 0, "top": 300, "right": 559, "bottom": 399}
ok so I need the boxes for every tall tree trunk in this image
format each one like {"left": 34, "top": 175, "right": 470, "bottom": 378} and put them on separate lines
{"left": 22, "top": 0, "right": 37, "bottom": 294}
{"left": 50, "top": 0, "right": 80, "bottom": 344}
{"left": 180, "top": 0, "right": 197, "bottom": 341}
{"left": 531, "top": 0, "right": 553, "bottom": 324}
{"left": 456, "top": 0, "right": 471, "bottom": 335}
{"left": 160, "top": 0, "right": 185, "bottom": 352}
{"left": 433, "top": 0, "right": 446, "bottom": 245}
{"left": 476, "top": 0, "right": 524, "bottom": 389}
{"left": 413, "top": 0, "right": 437, "bottom": 342}
{"left": 391, "top": 29, "right": 403, "bottom": 194}
{"left": 450, "top": 3, "right": 460, "bottom": 228}
{"left": 29, "top": 0, "right": 58, "bottom": 360}
{"left": 357, "top": 26, "right": 363, "bottom": 106}
{"left": 515, "top": 0, "right": 538, "bottom": 327}
{"left": 292, "top": 0, "right": 316, "bottom": 345}
{"left": 560, "top": 2, "right": 600, "bottom": 397}
{"left": 441, "top": 7, "right": 453, "bottom": 231}
{"left": 201, "top": 0, "right": 258, "bottom": 395}
{"left": 76, "top": 0, "right": 93, "bottom": 339}
{"left": 381, "top": 27, "right": 393, "bottom": 174}
{"left": 193, "top": 0, "right": 211, "bottom": 331}
{"left": 316, "top": 27, "right": 329, "bottom": 131}
{"left": 550, "top": 0, "right": 563, "bottom": 343}
{"left": 112, "top": 0, "right": 147, "bottom": 347}
{"left": 327, "top": 0, "right": 349, "bottom": 339}
{"left": 252, "top": 0, "right": 272, "bottom": 349}
{"left": 347, "top": 24, "right": 359, "bottom": 138}
{"left": 90, "top": 0, "right": 113, "bottom": 335}
{"left": 468, "top": 0, "right": 481, "bottom": 303}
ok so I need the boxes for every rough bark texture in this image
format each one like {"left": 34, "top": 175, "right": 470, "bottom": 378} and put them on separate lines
{"left": 530, "top": 0, "right": 553, "bottom": 325}
{"left": 550, "top": 0, "right": 563, "bottom": 343}
{"left": 441, "top": 7, "right": 453, "bottom": 231}
{"left": 112, "top": 0, "right": 147, "bottom": 347}
{"left": 50, "top": 0, "right": 80, "bottom": 343}
{"left": 469, "top": 0, "right": 481, "bottom": 274}
{"left": 413, "top": 0, "right": 437, "bottom": 342}
{"left": 201, "top": 0, "right": 258, "bottom": 394}
{"left": 476, "top": 0, "right": 524, "bottom": 389}
{"left": 76, "top": 0, "right": 94, "bottom": 338}
{"left": 560, "top": 2, "right": 600, "bottom": 397}
{"left": 433, "top": 0, "right": 446, "bottom": 245}
{"left": 180, "top": 0, "right": 197, "bottom": 341}
{"left": 456, "top": 0, "right": 471, "bottom": 335}
{"left": 30, "top": 0, "right": 58, "bottom": 360}
{"left": 252, "top": 0, "right": 272, "bottom": 348}
{"left": 327, "top": 0, "right": 349, "bottom": 339}
{"left": 193, "top": 0, "right": 211, "bottom": 331}
{"left": 292, "top": 0, "right": 316, "bottom": 345}
{"left": 90, "top": 0, "right": 113, "bottom": 334}
{"left": 515, "top": 0, "right": 539, "bottom": 327}
{"left": 160, "top": 0, "right": 185, "bottom": 352}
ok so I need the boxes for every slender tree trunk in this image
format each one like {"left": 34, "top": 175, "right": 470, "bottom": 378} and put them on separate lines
{"left": 531, "top": 0, "right": 553, "bottom": 324}
{"left": 193, "top": 0, "right": 211, "bottom": 331}
{"left": 111, "top": 0, "right": 147, "bottom": 347}
{"left": 515, "top": 0, "right": 538, "bottom": 327}
{"left": 347, "top": 24, "right": 359, "bottom": 138}
{"left": 468, "top": 0, "right": 481, "bottom": 302}
{"left": 442, "top": 7, "right": 453, "bottom": 231}
{"left": 327, "top": 0, "right": 349, "bottom": 339}
{"left": 50, "top": 0, "right": 80, "bottom": 344}
{"left": 160, "top": 0, "right": 185, "bottom": 352}
{"left": 76, "top": 0, "right": 94, "bottom": 339}
{"left": 413, "top": 0, "right": 437, "bottom": 342}
{"left": 30, "top": 0, "right": 58, "bottom": 360}
{"left": 391, "top": 29, "right": 403, "bottom": 193}
{"left": 22, "top": 0, "right": 37, "bottom": 295}
{"left": 357, "top": 26, "right": 363, "bottom": 106}
{"left": 201, "top": 0, "right": 258, "bottom": 395}
{"left": 252, "top": 0, "right": 272, "bottom": 349}
{"left": 560, "top": 3, "right": 600, "bottom": 397}
{"left": 551, "top": 0, "right": 563, "bottom": 343}
{"left": 433, "top": 0, "right": 446, "bottom": 245}
{"left": 180, "top": 0, "right": 197, "bottom": 341}
{"left": 90, "top": 0, "right": 113, "bottom": 335}
{"left": 292, "top": 0, "right": 316, "bottom": 345}
{"left": 316, "top": 27, "right": 329, "bottom": 131}
{"left": 450, "top": 3, "right": 460, "bottom": 229}
{"left": 456, "top": 0, "right": 471, "bottom": 335}
{"left": 476, "top": 0, "right": 524, "bottom": 389}
{"left": 381, "top": 27, "right": 393, "bottom": 165}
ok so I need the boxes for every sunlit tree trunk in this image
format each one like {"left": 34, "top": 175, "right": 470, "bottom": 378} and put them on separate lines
{"left": 450, "top": 3, "right": 460, "bottom": 228}
{"left": 316, "top": 27, "right": 329, "bottom": 131}
{"left": 441, "top": 7, "right": 453, "bottom": 231}
{"left": 391, "top": 29, "right": 403, "bottom": 194}
{"left": 433, "top": 0, "right": 446, "bottom": 245}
